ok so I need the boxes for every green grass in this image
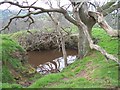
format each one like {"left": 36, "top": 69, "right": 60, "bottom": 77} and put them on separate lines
{"left": 28, "top": 27, "right": 119, "bottom": 88}
{"left": 1, "top": 35, "right": 25, "bottom": 68}
{"left": 1, "top": 83, "right": 22, "bottom": 89}
{"left": 1, "top": 35, "right": 26, "bottom": 83}
{"left": 29, "top": 73, "right": 64, "bottom": 88}
{"left": 92, "top": 28, "right": 118, "bottom": 55}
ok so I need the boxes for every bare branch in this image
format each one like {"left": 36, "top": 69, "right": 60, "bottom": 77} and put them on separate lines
{"left": 30, "top": 0, "right": 38, "bottom": 6}
{"left": 0, "top": 2, "right": 77, "bottom": 31}
{"left": 100, "top": 1, "right": 116, "bottom": 10}
{"left": 0, "top": 11, "right": 38, "bottom": 32}
{"left": 0, "top": 1, "right": 45, "bottom": 10}
{"left": 89, "top": 11, "right": 118, "bottom": 37}
{"left": 88, "top": 2, "right": 96, "bottom": 9}
{"left": 46, "top": 0, "right": 53, "bottom": 8}
{"left": 103, "top": 2, "right": 120, "bottom": 16}
{"left": 47, "top": 12, "right": 58, "bottom": 25}
{"left": 57, "top": 0, "right": 61, "bottom": 7}
{"left": 97, "top": 1, "right": 120, "bottom": 16}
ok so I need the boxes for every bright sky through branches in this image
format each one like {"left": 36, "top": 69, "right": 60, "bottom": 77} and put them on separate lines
{"left": 0, "top": 0, "right": 110, "bottom": 10}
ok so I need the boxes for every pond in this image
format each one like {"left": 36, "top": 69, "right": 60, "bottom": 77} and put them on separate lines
{"left": 27, "top": 49, "right": 78, "bottom": 74}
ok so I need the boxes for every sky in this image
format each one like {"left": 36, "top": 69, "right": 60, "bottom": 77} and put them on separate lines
{"left": 0, "top": 0, "right": 110, "bottom": 10}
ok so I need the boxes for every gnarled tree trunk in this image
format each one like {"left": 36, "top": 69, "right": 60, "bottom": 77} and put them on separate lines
{"left": 73, "top": 2, "right": 96, "bottom": 59}
{"left": 72, "top": 2, "right": 119, "bottom": 64}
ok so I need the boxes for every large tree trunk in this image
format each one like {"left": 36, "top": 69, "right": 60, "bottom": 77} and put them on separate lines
{"left": 77, "top": 25, "right": 92, "bottom": 59}
{"left": 74, "top": 2, "right": 96, "bottom": 59}
{"left": 77, "top": 26, "right": 84, "bottom": 59}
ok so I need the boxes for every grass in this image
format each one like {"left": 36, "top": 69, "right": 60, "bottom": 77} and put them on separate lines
{"left": 1, "top": 35, "right": 25, "bottom": 83}
{"left": 29, "top": 73, "right": 64, "bottom": 88}
{"left": 1, "top": 34, "right": 38, "bottom": 88}
{"left": 1, "top": 35, "right": 36, "bottom": 84}
{"left": 1, "top": 83, "right": 22, "bottom": 89}
{"left": 28, "top": 28, "right": 119, "bottom": 88}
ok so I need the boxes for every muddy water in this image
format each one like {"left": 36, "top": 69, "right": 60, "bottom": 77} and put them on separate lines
{"left": 27, "top": 49, "right": 77, "bottom": 67}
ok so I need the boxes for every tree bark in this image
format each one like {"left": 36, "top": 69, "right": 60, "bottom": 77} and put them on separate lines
{"left": 61, "top": 34, "right": 67, "bottom": 66}
{"left": 73, "top": 2, "right": 96, "bottom": 59}
{"left": 77, "top": 26, "right": 84, "bottom": 59}
{"left": 77, "top": 9, "right": 119, "bottom": 64}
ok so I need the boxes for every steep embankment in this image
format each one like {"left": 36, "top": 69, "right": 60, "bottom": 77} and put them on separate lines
{"left": 29, "top": 28, "right": 119, "bottom": 88}
{"left": 1, "top": 35, "right": 36, "bottom": 88}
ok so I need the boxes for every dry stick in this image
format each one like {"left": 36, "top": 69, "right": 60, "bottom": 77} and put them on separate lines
{"left": 75, "top": 7, "right": 119, "bottom": 65}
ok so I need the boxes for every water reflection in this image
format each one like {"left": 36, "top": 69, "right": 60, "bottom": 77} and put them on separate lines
{"left": 36, "top": 55, "right": 77, "bottom": 75}
{"left": 28, "top": 50, "right": 77, "bottom": 66}
{"left": 27, "top": 49, "right": 77, "bottom": 75}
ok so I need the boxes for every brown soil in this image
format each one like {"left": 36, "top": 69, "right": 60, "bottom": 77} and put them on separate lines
{"left": 75, "top": 61, "right": 96, "bottom": 80}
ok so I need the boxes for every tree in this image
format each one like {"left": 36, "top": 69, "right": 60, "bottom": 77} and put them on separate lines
{"left": 0, "top": 0, "right": 119, "bottom": 64}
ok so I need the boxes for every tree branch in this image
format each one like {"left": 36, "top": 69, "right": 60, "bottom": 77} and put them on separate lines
{"left": 75, "top": 6, "right": 119, "bottom": 65}
{"left": 0, "top": 1, "right": 45, "bottom": 10}
{"left": 0, "top": 1, "right": 78, "bottom": 31}
{"left": 0, "top": 10, "right": 42, "bottom": 32}
{"left": 100, "top": 1, "right": 116, "bottom": 10}
{"left": 98, "top": 1, "right": 120, "bottom": 16}
{"left": 89, "top": 11, "right": 118, "bottom": 37}
{"left": 103, "top": 2, "right": 120, "bottom": 16}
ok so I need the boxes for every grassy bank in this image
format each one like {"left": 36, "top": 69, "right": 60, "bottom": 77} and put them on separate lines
{"left": 29, "top": 28, "right": 119, "bottom": 88}
{"left": 1, "top": 35, "right": 25, "bottom": 83}
{"left": 1, "top": 27, "right": 119, "bottom": 89}
{"left": 1, "top": 35, "right": 36, "bottom": 89}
